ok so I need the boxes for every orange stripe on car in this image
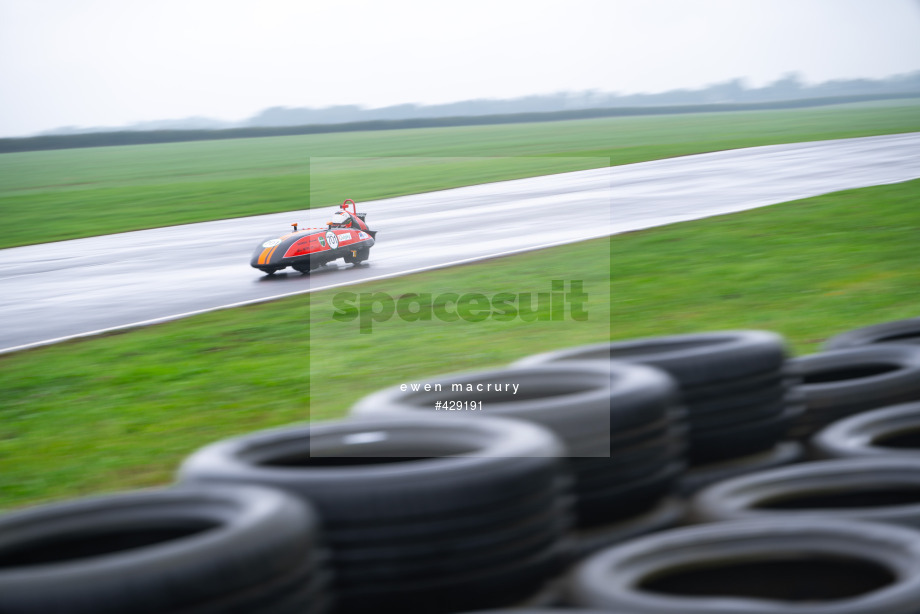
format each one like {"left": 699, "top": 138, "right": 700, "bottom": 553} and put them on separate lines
{"left": 259, "top": 232, "right": 300, "bottom": 265}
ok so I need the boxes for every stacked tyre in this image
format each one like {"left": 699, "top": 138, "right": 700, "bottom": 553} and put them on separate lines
{"left": 178, "top": 416, "right": 572, "bottom": 614}
{"left": 824, "top": 317, "right": 920, "bottom": 350}
{"left": 690, "top": 457, "right": 920, "bottom": 529}
{"left": 813, "top": 401, "right": 920, "bottom": 459}
{"left": 788, "top": 346, "right": 920, "bottom": 440}
{"left": 350, "top": 363, "right": 688, "bottom": 549}
{"left": 515, "top": 331, "right": 801, "bottom": 491}
{"left": 567, "top": 518, "right": 920, "bottom": 614}
{"left": 0, "top": 485, "right": 330, "bottom": 614}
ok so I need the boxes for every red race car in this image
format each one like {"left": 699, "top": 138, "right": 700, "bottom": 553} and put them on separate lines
{"left": 251, "top": 199, "right": 377, "bottom": 275}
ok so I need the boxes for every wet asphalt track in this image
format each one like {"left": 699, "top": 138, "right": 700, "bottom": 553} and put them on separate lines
{"left": 1, "top": 132, "right": 919, "bottom": 353}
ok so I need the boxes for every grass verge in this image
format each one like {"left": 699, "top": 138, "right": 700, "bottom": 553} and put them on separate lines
{"left": 1, "top": 100, "right": 918, "bottom": 248}
{"left": 1, "top": 178, "right": 918, "bottom": 510}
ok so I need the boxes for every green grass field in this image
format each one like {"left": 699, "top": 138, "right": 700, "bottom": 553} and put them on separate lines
{"left": 2, "top": 178, "right": 918, "bottom": 510}
{"left": 1, "top": 100, "right": 919, "bottom": 248}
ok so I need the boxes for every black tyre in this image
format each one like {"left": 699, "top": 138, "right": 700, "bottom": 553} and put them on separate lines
{"left": 684, "top": 383, "right": 787, "bottom": 417}
{"left": 692, "top": 457, "right": 920, "bottom": 529}
{"left": 572, "top": 497, "right": 686, "bottom": 556}
{"left": 514, "top": 333, "right": 792, "bottom": 464}
{"left": 680, "top": 371, "right": 794, "bottom": 403}
{"left": 459, "top": 610, "right": 620, "bottom": 613}
{"left": 679, "top": 441, "right": 803, "bottom": 495}
{"left": 824, "top": 317, "right": 920, "bottom": 350}
{"left": 571, "top": 433, "right": 680, "bottom": 482}
{"left": 344, "top": 247, "right": 370, "bottom": 264}
{"left": 790, "top": 346, "right": 920, "bottom": 439}
{"left": 514, "top": 331, "right": 788, "bottom": 386}
{"left": 324, "top": 483, "right": 566, "bottom": 545}
{"left": 351, "top": 363, "right": 675, "bottom": 447}
{"left": 179, "top": 416, "right": 564, "bottom": 521}
{"left": 340, "top": 539, "right": 570, "bottom": 614}
{"left": 351, "top": 364, "right": 685, "bottom": 529}
{"left": 575, "top": 462, "right": 684, "bottom": 524}
{"left": 604, "top": 412, "right": 682, "bottom": 451}
{"left": 568, "top": 518, "right": 920, "bottom": 614}
{"left": 0, "top": 484, "right": 326, "bottom": 614}
{"left": 688, "top": 395, "right": 788, "bottom": 429}
{"left": 813, "top": 401, "right": 920, "bottom": 459}
{"left": 688, "top": 403, "right": 802, "bottom": 463}
{"left": 178, "top": 416, "right": 571, "bottom": 614}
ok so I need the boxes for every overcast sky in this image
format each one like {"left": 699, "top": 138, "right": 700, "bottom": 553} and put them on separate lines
{"left": 1, "top": 0, "right": 918, "bottom": 137}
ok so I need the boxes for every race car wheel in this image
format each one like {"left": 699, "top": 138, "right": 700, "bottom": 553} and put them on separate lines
{"left": 260, "top": 266, "right": 281, "bottom": 275}
{"left": 344, "top": 248, "right": 370, "bottom": 264}
{"left": 568, "top": 518, "right": 920, "bottom": 613}
{"left": 293, "top": 263, "right": 313, "bottom": 274}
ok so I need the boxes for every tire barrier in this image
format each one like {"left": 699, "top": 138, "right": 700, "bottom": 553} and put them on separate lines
{"left": 691, "top": 457, "right": 920, "bottom": 528}
{"left": 514, "top": 331, "right": 796, "bottom": 465}
{"left": 177, "top": 415, "right": 572, "bottom": 614}
{"left": 350, "top": 364, "right": 687, "bottom": 536}
{"left": 813, "top": 401, "right": 920, "bottom": 459}
{"left": 0, "top": 485, "right": 328, "bottom": 614}
{"left": 567, "top": 518, "right": 920, "bottom": 614}
{"left": 824, "top": 317, "right": 920, "bottom": 350}
{"left": 14, "top": 326, "right": 920, "bottom": 614}
{"left": 788, "top": 346, "right": 920, "bottom": 440}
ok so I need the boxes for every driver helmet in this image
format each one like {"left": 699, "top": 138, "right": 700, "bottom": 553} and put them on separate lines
{"left": 328, "top": 210, "right": 353, "bottom": 228}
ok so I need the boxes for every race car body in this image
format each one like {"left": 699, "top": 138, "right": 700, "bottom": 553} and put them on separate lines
{"left": 251, "top": 200, "right": 376, "bottom": 275}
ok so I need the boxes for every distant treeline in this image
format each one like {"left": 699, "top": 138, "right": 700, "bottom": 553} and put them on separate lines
{"left": 2, "top": 92, "right": 919, "bottom": 154}
{"left": 244, "top": 72, "right": 920, "bottom": 127}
